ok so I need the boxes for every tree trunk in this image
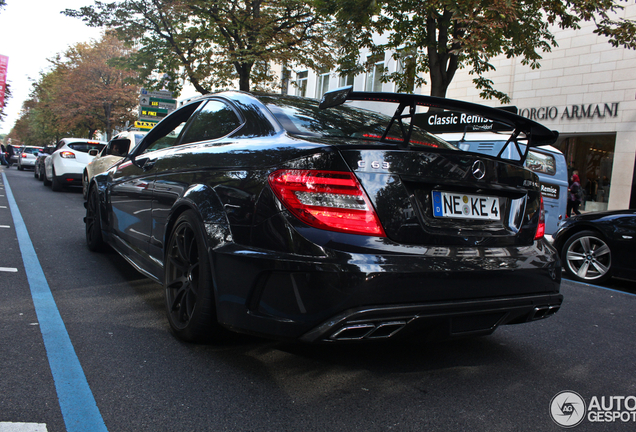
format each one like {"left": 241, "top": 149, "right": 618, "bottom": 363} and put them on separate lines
{"left": 426, "top": 12, "right": 459, "bottom": 99}
{"left": 236, "top": 62, "right": 253, "bottom": 91}
{"left": 104, "top": 103, "right": 113, "bottom": 141}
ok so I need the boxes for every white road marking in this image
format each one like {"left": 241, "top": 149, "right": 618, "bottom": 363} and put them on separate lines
{"left": 0, "top": 423, "right": 48, "bottom": 432}
{"left": 0, "top": 267, "right": 18, "bottom": 273}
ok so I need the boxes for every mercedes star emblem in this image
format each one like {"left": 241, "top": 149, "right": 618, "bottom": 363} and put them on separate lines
{"left": 472, "top": 160, "right": 486, "bottom": 179}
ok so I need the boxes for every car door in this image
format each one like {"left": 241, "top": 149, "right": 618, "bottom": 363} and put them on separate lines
{"left": 147, "top": 99, "right": 245, "bottom": 264}
{"left": 610, "top": 215, "right": 636, "bottom": 275}
{"left": 107, "top": 105, "right": 201, "bottom": 273}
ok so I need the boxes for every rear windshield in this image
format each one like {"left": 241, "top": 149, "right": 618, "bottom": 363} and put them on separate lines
{"left": 525, "top": 150, "right": 557, "bottom": 175}
{"left": 68, "top": 142, "right": 106, "bottom": 153}
{"left": 22, "top": 147, "right": 42, "bottom": 155}
{"left": 260, "top": 96, "right": 457, "bottom": 150}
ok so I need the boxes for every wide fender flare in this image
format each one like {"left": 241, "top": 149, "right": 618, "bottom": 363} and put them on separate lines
{"left": 89, "top": 173, "right": 110, "bottom": 228}
{"left": 164, "top": 184, "right": 233, "bottom": 299}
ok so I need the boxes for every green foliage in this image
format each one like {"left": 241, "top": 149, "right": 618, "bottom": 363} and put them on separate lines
{"left": 65, "top": 0, "right": 337, "bottom": 93}
{"left": 8, "top": 32, "right": 139, "bottom": 145}
{"left": 320, "top": 0, "right": 636, "bottom": 101}
{"left": 0, "top": 83, "right": 11, "bottom": 123}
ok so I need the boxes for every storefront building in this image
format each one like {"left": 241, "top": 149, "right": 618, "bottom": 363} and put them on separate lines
{"left": 288, "top": 5, "right": 636, "bottom": 211}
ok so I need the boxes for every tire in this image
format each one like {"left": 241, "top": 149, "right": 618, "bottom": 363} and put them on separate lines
{"left": 164, "top": 210, "right": 228, "bottom": 343}
{"left": 561, "top": 230, "right": 612, "bottom": 283}
{"left": 51, "top": 166, "right": 62, "bottom": 191}
{"left": 82, "top": 171, "right": 89, "bottom": 200}
{"left": 18, "top": 164, "right": 23, "bottom": 171}
{"left": 43, "top": 168, "right": 51, "bottom": 186}
{"left": 34, "top": 165, "right": 39, "bottom": 178}
{"left": 85, "top": 186, "right": 105, "bottom": 252}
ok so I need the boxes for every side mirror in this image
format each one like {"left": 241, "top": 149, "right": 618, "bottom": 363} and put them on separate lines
{"left": 88, "top": 149, "right": 100, "bottom": 156}
{"left": 107, "top": 138, "right": 131, "bottom": 157}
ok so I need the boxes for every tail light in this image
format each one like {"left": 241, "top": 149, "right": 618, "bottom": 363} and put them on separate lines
{"left": 534, "top": 195, "right": 545, "bottom": 240}
{"left": 21, "top": 153, "right": 27, "bottom": 158}
{"left": 268, "top": 169, "right": 386, "bottom": 237}
{"left": 60, "top": 151, "right": 76, "bottom": 159}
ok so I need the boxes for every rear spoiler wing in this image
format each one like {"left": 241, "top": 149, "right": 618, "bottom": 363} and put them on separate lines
{"left": 320, "top": 86, "right": 558, "bottom": 163}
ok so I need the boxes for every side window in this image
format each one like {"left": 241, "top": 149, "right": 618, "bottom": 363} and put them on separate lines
{"left": 141, "top": 101, "right": 203, "bottom": 154}
{"left": 143, "top": 121, "right": 187, "bottom": 153}
{"left": 180, "top": 100, "right": 242, "bottom": 144}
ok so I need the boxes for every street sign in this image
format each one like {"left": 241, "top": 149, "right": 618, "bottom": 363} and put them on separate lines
{"left": 139, "top": 88, "right": 176, "bottom": 122}
{"left": 139, "top": 106, "right": 169, "bottom": 121}
{"left": 139, "top": 96, "right": 177, "bottom": 110}
{"left": 140, "top": 88, "right": 174, "bottom": 99}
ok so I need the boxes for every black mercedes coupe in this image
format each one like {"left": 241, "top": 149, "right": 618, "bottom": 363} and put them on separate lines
{"left": 553, "top": 209, "right": 636, "bottom": 283}
{"left": 85, "top": 87, "right": 563, "bottom": 343}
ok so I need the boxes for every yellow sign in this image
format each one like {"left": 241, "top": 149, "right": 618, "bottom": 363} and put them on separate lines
{"left": 134, "top": 120, "right": 157, "bottom": 130}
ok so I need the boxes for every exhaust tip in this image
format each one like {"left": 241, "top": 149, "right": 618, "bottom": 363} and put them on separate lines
{"left": 531, "top": 305, "right": 560, "bottom": 320}
{"left": 329, "top": 321, "right": 407, "bottom": 341}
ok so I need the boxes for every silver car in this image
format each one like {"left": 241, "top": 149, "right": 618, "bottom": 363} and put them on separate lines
{"left": 17, "top": 146, "right": 44, "bottom": 170}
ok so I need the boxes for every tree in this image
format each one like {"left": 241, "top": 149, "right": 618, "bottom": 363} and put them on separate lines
{"left": 0, "top": 83, "right": 11, "bottom": 123}
{"left": 64, "top": 0, "right": 337, "bottom": 93}
{"left": 51, "top": 32, "right": 139, "bottom": 139}
{"left": 319, "top": 0, "right": 636, "bottom": 102}
{"left": 8, "top": 32, "right": 140, "bottom": 144}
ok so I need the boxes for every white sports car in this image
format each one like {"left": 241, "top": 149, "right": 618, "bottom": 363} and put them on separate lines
{"left": 44, "top": 138, "right": 106, "bottom": 191}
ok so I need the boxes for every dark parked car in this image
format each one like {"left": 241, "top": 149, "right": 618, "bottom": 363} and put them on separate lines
{"left": 85, "top": 88, "right": 562, "bottom": 343}
{"left": 34, "top": 147, "right": 56, "bottom": 181}
{"left": 553, "top": 210, "right": 636, "bottom": 283}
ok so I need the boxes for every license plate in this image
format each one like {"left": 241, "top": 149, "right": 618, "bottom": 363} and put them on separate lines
{"left": 432, "top": 191, "right": 500, "bottom": 220}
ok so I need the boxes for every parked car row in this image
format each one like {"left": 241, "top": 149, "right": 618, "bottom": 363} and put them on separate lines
{"left": 21, "top": 132, "right": 145, "bottom": 194}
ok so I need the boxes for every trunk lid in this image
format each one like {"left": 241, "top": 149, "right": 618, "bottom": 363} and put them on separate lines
{"left": 338, "top": 146, "right": 541, "bottom": 246}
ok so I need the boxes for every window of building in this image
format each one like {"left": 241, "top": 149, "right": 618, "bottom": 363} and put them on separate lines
{"left": 296, "top": 71, "right": 308, "bottom": 97}
{"left": 395, "top": 52, "right": 416, "bottom": 93}
{"left": 316, "top": 70, "right": 330, "bottom": 98}
{"left": 365, "top": 54, "right": 384, "bottom": 92}
{"left": 556, "top": 134, "right": 616, "bottom": 211}
{"left": 339, "top": 73, "right": 354, "bottom": 88}
{"left": 281, "top": 67, "right": 291, "bottom": 95}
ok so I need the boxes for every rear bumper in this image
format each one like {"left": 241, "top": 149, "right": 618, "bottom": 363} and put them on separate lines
{"left": 54, "top": 172, "right": 82, "bottom": 186}
{"left": 211, "top": 238, "right": 562, "bottom": 342}
{"left": 299, "top": 293, "right": 563, "bottom": 342}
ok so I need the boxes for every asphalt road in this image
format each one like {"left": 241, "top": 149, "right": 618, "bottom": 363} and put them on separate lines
{"left": 1, "top": 165, "right": 635, "bottom": 432}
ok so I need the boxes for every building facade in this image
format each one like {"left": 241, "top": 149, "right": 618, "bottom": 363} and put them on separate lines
{"left": 289, "top": 5, "right": 636, "bottom": 211}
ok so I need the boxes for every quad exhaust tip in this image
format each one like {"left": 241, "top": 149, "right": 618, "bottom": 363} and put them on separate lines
{"left": 531, "top": 305, "right": 560, "bottom": 320}
{"left": 329, "top": 321, "right": 407, "bottom": 341}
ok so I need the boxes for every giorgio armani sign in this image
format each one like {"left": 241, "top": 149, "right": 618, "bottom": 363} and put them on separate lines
{"left": 519, "top": 103, "right": 620, "bottom": 121}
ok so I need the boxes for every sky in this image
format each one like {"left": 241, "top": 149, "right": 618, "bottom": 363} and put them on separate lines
{"left": 0, "top": 1, "right": 103, "bottom": 135}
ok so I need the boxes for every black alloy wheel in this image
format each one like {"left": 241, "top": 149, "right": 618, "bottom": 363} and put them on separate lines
{"left": 85, "top": 186, "right": 105, "bottom": 251}
{"left": 561, "top": 230, "right": 612, "bottom": 283}
{"left": 164, "top": 210, "right": 227, "bottom": 342}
